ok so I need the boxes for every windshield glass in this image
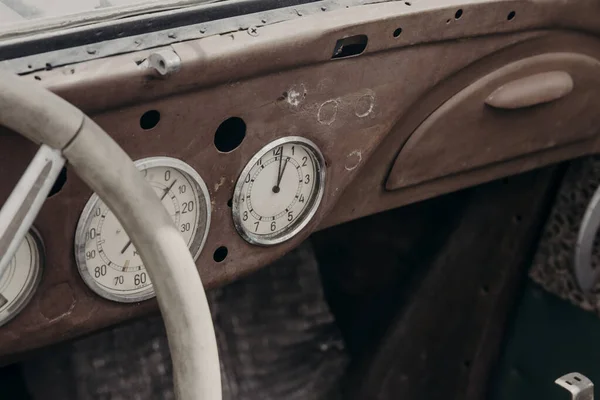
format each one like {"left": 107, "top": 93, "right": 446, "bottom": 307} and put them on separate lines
{"left": 0, "top": 0, "right": 216, "bottom": 36}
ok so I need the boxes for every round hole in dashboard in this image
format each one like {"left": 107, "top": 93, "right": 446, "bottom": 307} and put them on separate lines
{"left": 140, "top": 110, "right": 161, "bottom": 130}
{"left": 393, "top": 28, "right": 402, "bottom": 38}
{"left": 507, "top": 10, "right": 516, "bottom": 20}
{"left": 455, "top": 9, "right": 463, "bottom": 19}
{"left": 214, "top": 117, "right": 246, "bottom": 153}
{"left": 48, "top": 166, "right": 67, "bottom": 198}
{"left": 213, "top": 246, "right": 228, "bottom": 262}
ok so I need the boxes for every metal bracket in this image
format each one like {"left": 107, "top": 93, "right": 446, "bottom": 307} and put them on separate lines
{"left": 556, "top": 373, "right": 594, "bottom": 400}
{"left": 148, "top": 49, "right": 181, "bottom": 76}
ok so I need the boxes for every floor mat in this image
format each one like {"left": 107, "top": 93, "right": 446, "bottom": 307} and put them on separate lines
{"left": 530, "top": 156, "right": 600, "bottom": 313}
{"left": 21, "top": 241, "right": 347, "bottom": 399}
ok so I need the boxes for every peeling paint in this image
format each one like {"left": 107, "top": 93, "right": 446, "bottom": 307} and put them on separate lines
{"left": 318, "top": 99, "right": 338, "bottom": 125}
{"left": 355, "top": 94, "right": 375, "bottom": 117}
{"left": 344, "top": 150, "right": 362, "bottom": 171}
{"left": 285, "top": 83, "right": 307, "bottom": 107}
{"left": 214, "top": 176, "right": 226, "bottom": 192}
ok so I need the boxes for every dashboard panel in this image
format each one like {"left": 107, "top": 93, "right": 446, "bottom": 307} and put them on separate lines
{"left": 0, "top": 0, "right": 599, "bottom": 361}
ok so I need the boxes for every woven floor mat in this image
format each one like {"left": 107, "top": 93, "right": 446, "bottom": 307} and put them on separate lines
{"left": 22, "top": 241, "right": 347, "bottom": 399}
{"left": 530, "top": 156, "right": 600, "bottom": 314}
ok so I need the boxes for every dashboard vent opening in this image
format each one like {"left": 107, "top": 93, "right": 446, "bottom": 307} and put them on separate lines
{"left": 331, "top": 35, "right": 368, "bottom": 59}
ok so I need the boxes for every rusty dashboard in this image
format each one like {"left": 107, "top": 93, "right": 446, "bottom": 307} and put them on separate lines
{"left": 0, "top": 0, "right": 599, "bottom": 361}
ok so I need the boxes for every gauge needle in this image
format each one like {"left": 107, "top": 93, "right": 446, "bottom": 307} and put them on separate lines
{"left": 121, "top": 179, "right": 178, "bottom": 254}
{"left": 161, "top": 179, "right": 178, "bottom": 201}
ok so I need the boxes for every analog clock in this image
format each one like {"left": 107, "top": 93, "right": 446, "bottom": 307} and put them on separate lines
{"left": 232, "top": 136, "right": 326, "bottom": 245}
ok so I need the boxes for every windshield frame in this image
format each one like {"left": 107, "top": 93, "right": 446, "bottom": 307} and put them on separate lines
{"left": 0, "top": 0, "right": 328, "bottom": 73}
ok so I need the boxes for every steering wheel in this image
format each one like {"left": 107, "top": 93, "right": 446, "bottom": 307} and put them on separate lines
{"left": 0, "top": 72, "right": 222, "bottom": 399}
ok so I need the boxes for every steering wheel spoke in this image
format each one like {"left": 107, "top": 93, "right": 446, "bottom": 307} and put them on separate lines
{"left": 0, "top": 144, "right": 65, "bottom": 279}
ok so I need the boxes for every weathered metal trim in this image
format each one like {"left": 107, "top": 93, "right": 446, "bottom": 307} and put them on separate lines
{"left": 0, "top": 0, "right": 326, "bottom": 67}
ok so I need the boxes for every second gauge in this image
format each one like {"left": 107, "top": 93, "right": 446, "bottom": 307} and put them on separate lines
{"left": 75, "top": 157, "right": 211, "bottom": 303}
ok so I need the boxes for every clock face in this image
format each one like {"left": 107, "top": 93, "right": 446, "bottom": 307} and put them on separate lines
{"left": 232, "top": 137, "right": 326, "bottom": 246}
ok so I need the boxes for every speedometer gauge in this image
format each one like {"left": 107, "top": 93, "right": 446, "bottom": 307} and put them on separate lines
{"left": 75, "top": 157, "right": 210, "bottom": 303}
{"left": 232, "top": 136, "right": 326, "bottom": 245}
{"left": 0, "top": 230, "right": 43, "bottom": 327}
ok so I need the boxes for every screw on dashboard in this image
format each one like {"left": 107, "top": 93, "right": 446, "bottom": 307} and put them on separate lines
{"left": 248, "top": 25, "right": 259, "bottom": 36}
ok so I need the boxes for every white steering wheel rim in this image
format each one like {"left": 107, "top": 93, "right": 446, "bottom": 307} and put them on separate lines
{"left": 0, "top": 73, "right": 222, "bottom": 400}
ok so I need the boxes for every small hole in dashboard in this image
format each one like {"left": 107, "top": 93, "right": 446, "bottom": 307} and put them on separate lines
{"left": 213, "top": 246, "right": 228, "bottom": 262}
{"left": 48, "top": 166, "right": 67, "bottom": 198}
{"left": 507, "top": 11, "right": 516, "bottom": 20}
{"left": 140, "top": 110, "right": 160, "bottom": 130}
{"left": 227, "top": 198, "right": 232, "bottom": 208}
{"left": 393, "top": 28, "right": 402, "bottom": 38}
{"left": 214, "top": 117, "right": 246, "bottom": 153}
{"left": 455, "top": 9, "right": 463, "bottom": 19}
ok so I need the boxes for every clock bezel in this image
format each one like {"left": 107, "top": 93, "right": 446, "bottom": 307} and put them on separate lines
{"left": 231, "top": 136, "right": 326, "bottom": 246}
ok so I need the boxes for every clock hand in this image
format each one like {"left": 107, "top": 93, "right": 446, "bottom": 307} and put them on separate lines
{"left": 273, "top": 148, "right": 284, "bottom": 193}
{"left": 276, "top": 157, "right": 289, "bottom": 188}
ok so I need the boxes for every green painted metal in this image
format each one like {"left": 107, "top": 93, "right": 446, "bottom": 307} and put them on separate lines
{"left": 491, "top": 282, "right": 599, "bottom": 400}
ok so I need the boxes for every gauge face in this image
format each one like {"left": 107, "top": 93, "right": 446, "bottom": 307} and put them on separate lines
{"left": 75, "top": 157, "right": 211, "bottom": 303}
{"left": 232, "top": 136, "right": 326, "bottom": 245}
{"left": 0, "top": 230, "right": 43, "bottom": 327}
